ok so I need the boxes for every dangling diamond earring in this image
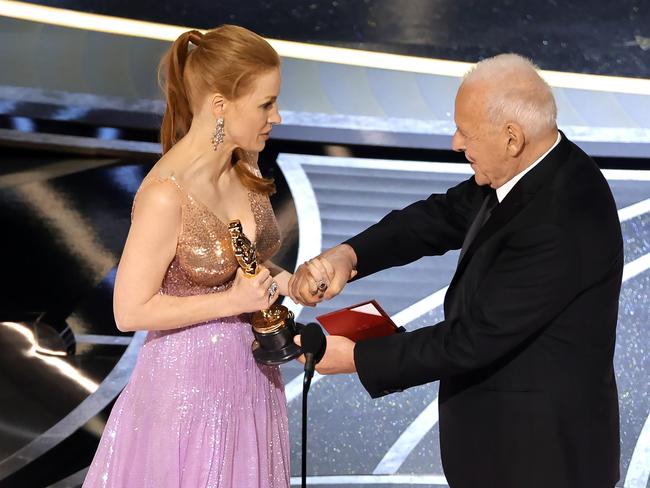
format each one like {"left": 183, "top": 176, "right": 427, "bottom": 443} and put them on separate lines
{"left": 212, "top": 117, "right": 224, "bottom": 150}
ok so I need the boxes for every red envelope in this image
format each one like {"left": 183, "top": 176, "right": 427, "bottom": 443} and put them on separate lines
{"left": 316, "top": 300, "right": 402, "bottom": 342}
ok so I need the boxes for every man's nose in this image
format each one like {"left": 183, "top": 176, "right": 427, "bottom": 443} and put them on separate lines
{"left": 451, "top": 131, "right": 465, "bottom": 153}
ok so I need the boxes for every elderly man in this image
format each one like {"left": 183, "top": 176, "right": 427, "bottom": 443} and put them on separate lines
{"left": 290, "top": 54, "right": 622, "bottom": 488}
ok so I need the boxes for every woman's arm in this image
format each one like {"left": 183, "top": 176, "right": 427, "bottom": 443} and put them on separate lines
{"left": 113, "top": 180, "right": 277, "bottom": 332}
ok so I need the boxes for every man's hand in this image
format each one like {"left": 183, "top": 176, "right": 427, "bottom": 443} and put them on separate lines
{"left": 294, "top": 334, "right": 357, "bottom": 374}
{"left": 288, "top": 244, "right": 358, "bottom": 306}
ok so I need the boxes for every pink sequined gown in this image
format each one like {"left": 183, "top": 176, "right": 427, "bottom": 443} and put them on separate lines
{"left": 83, "top": 175, "right": 290, "bottom": 487}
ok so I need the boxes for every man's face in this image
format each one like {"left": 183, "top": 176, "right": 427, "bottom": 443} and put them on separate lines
{"left": 452, "top": 84, "right": 511, "bottom": 188}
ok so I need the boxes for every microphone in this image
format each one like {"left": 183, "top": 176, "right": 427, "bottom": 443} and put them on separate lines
{"left": 300, "top": 322, "right": 326, "bottom": 381}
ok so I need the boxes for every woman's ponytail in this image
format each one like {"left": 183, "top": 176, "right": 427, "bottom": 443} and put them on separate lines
{"left": 159, "top": 30, "right": 203, "bottom": 154}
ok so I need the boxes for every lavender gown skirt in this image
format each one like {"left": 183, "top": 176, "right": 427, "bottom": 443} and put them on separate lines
{"left": 83, "top": 315, "right": 290, "bottom": 487}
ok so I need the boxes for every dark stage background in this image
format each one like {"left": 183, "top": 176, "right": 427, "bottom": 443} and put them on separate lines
{"left": 0, "top": 1, "right": 649, "bottom": 487}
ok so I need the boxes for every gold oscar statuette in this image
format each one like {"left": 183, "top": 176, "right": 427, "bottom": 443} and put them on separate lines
{"left": 228, "top": 220, "right": 302, "bottom": 364}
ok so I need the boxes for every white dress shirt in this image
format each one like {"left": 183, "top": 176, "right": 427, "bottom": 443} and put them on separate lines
{"left": 496, "top": 132, "right": 561, "bottom": 203}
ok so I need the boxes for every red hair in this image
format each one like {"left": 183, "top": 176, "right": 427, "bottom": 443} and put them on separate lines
{"left": 159, "top": 25, "right": 279, "bottom": 194}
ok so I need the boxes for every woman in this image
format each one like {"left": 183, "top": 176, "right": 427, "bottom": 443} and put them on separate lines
{"left": 84, "top": 25, "right": 291, "bottom": 487}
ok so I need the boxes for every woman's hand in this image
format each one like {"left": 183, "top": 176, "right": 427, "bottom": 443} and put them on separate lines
{"left": 228, "top": 266, "right": 280, "bottom": 314}
{"left": 289, "top": 245, "right": 357, "bottom": 306}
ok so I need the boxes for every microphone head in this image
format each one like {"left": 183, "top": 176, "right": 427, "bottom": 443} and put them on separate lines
{"left": 300, "top": 322, "right": 326, "bottom": 364}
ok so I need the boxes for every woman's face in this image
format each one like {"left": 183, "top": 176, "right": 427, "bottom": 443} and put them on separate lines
{"left": 224, "top": 68, "right": 282, "bottom": 153}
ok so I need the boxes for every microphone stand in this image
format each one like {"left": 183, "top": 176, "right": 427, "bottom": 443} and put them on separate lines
{"left": 299, "top": 322, "right": 325, "bottom": 488}
{"left": 302, "top": 354, "right": 314, "bottom": 488}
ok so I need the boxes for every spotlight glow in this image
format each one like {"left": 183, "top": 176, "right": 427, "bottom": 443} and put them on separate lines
{"left": 1, "top": 321, "right": 99, "bottom": 392}
{"left": 1, "top": 0, "right": 649, "bottom": 95}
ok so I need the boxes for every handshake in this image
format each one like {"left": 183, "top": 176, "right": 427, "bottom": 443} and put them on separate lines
{"left": 287, "top": 244, "right": 359, "bottom": 307}
{"left": 284, "top": 243, "right": 360, "bottom": 375}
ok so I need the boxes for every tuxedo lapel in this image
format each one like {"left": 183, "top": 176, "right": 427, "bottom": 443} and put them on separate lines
{"left": 451, "top": 133, "right": 572, "bottom": 283}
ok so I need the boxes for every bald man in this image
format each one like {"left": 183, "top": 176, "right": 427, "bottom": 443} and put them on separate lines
{"left": 291, "top": 54, "right": 622, "bottom": 488}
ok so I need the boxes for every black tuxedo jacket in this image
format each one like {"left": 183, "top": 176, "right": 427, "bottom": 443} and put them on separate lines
{"left": 347, "top": 134, "right": 622, "bottom": 488}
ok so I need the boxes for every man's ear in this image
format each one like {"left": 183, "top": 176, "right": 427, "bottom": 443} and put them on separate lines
{"left": 505, "top": 122, "right": 525, "bottom": 156}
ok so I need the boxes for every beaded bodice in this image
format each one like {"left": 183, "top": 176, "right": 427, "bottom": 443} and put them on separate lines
{"left": 133, "top": 174, "right": 281, "bottom": 297}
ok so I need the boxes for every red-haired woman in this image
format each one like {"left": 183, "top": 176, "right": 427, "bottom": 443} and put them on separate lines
{"left": 84, "top": 25, "right": 291, "bottom": 487}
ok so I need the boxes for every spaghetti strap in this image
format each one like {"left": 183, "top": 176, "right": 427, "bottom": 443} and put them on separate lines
{"left": 130, "top": 175, "right": 185, "bottom": 222}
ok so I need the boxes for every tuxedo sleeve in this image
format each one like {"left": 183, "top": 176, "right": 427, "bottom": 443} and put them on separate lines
{"left": 354, "top": 222, "right": 614, "bottom": 398}
{"left": 345, "top": 176, "right": 482, "bottom": 279}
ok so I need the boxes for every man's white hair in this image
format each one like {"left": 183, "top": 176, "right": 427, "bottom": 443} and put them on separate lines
{"left": 463, "top": 53, "right": 557, "bottom": 136}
